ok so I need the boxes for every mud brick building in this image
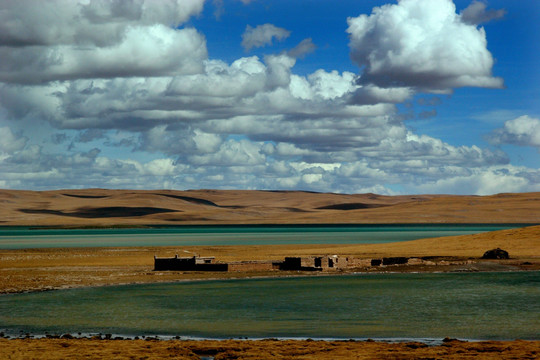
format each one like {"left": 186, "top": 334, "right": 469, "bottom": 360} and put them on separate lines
{"left": 279, "top": 255, "right": 348, "bottom": 271}
{"left": 153, "top": 255, "right": 228, "bottom": 271}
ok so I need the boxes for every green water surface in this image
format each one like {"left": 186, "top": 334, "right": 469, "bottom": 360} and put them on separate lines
{"left": 1, "top": 272, "right": 538, "bottom": 340}
{"left": 0, "top": 224, "right": 525, "bottom": 249}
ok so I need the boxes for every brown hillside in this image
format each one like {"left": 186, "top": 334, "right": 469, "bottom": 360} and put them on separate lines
{"left": 0, "top": 189, "right": 539, "bottom": 226}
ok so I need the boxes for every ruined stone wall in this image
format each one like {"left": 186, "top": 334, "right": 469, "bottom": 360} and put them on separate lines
{"left": 347, "top": 258, "right": 372, "bottom": 267}
{"left": 228, "top": 261, "right": 275, "bottom": 272}
{"left": 319, "top": 256, "right": 348, "bottom": 270}
{"left": 154, "top": 256, "right": 228, "bottom": 271}
{"left": 334, "top": 256, "right": 349, "bottom": 269}
{"left": 301, "top": 257, "right": 317, "bottom": 268}
{"left": 154, "top": 256, "right": 196, "bottom": 271}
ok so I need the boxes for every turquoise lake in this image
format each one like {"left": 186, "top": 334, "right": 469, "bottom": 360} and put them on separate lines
{"left": 1, "top": 272, "right": 539, "bottom": 340}
{"left": 0, "top": 224, "right": 526, "bottom": 249}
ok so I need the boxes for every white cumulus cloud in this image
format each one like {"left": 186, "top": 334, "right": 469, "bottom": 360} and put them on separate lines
{"left": 488, "top": 115, "right": 540, "bottom": 150}
{"left": 0, "top": 0, "right": 204, "bottom": 47}
{"left": 0, "top": 26, "right": 207, "bottom": 84}
{"left": 460, "top": 0, "right": 506, "bottom": 25}
{"left": 0, "top": 0, "right": 207, "bottom": 84}
{"left": 347, "top": 0, "right": 504, "bottom": 93}
{"left": 0, "top": 0, "right": 535, "bottom": 195}
{"left": 287, "top": 38, "right": 317, "bottom": 59}
{"left": 0, "top": 126, "right": 28, "bottom": 153}
{"left": 241, "top": 24, "right": 291, "bottom": 51}
{"left": 407, "top": 166, "right": 540, "bottom": 195}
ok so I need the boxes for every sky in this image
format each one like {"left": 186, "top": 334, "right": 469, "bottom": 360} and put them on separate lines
{"left": 0, "top": 0, "right": 539, "bottom": 195}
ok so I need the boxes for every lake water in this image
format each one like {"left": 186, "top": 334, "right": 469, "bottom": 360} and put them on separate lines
{"left": 0, "top": 224, "right": 525, "bottom": 249}
{"left": 1, "top": 272, "right": 538, "bottom": 341}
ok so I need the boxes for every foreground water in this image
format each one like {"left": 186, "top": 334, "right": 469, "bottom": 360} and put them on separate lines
{"left": 0, "top": 224, "right": 524, "bottom": 249}
{"left": 1, "top": 272, "right": 538, "bottom": 340}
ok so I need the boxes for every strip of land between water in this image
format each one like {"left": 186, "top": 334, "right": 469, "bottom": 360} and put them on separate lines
{"left": 1, "top": 224, "right": 539, "bottom": 294}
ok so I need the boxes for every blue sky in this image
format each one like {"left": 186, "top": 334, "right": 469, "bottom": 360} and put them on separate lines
{"left": 0, "top": 0, "right": 538, "bottom": 195}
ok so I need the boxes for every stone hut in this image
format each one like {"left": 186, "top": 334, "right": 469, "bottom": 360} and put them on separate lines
{"left": 481, "top": 248, "right": 509, "bottom": 259}
{"left": 280, "top": 255, "right": 348, "bottom": 271}
{"left": 227, "top": 261, "right": 279, "bottom": 272}
{"left": 154, "top": 255, "right": 227, "bottom": 271}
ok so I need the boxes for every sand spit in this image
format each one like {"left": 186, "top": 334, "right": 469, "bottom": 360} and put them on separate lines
{"left": 1, "top": 225, "right": 539, "bottom": 294}
{"left": 1, "top": 189, "right": 540, "bottom": 226}
{"left": 1, "top": 338, "right": 539, "bottom": 359}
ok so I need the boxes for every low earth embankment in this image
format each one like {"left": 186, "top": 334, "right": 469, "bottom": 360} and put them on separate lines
{"left": 1, "top": 189, "right": 539, "bottom": 226}
{"left": 1, "top": 225, "right": 538, "bottom": 294}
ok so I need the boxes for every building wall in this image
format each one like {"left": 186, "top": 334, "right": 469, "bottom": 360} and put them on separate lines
{"left": 382, "top": 257, "right": 409, "bottom": 266}
{"left": 154, "top": 255, "right": 465, "bottom": 272}
{"left": 154, "top": 256, "right": 228, "bottom": 271}
{"left": 228, "top": 261, "right": 275, "bottom": 272}
{"left": 348, "top": 258, "right": 373, "bottom": 267}
{"left": 280, "top": 256, "right": 348, "bottom": 271}
{"left": 154, "top": 256, "right": 196, "bottom": 271}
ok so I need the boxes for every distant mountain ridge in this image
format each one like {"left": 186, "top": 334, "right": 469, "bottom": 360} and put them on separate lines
{"left": 0, "top": 189, "right": 539, "bottom": 227}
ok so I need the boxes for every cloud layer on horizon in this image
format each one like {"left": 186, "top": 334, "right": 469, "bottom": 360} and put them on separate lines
{"left": 0, "top": 0, "right": 538, "bottom": 195}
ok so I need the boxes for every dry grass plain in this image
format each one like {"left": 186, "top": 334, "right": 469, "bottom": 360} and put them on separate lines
{"left": 1, "top": 189, "right": 539, "bottom": 359}
{"left": 1, "top": 338, "right": 539, "bottom": 360}
{"left": 1, "top": 189, "right": 539, "bottom": 226}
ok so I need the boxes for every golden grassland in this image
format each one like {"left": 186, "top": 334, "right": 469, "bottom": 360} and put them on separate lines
{"left": 1, "top": 338, "right": 539, "bottom": 360}
{"left": 1, "top": 189, "right": 539, "bottom": 226}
